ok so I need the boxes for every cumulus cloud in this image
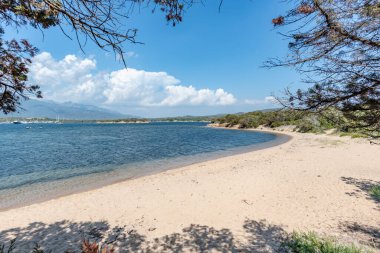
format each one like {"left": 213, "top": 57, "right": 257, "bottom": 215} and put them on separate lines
{"left": 28, "top": 52, "right": 236, "bottom": 108}
{"left": 29, "top": 52, "right": 105, "bottom": 104}
{"left": 244, "top": 96, "right": 277, "bottom": 105}
{"left": 160, "top": 86, "right": 236, "bottom": 106}
{"left": 103, "top": 68, "right": 180, "bottom": 106}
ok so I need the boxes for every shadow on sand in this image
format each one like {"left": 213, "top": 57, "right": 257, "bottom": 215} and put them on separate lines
{"left": 0, "top": 219, "right": 287, "bottom": 252}
{"left": 341, "top": 177, "right": 380, "bottom": 205}
{"left": 340, "top": 177, "right": 380, "bottom": 249}
{"left": 339, "top": 222, "right": 380, "bottom": 249}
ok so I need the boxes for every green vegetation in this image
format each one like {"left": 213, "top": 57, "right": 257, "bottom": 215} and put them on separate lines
{"left": 283, "top": 232, "right": 372, "bottom": 253}
{"left": 212, "top": 109, "right": 378, "bottom": 138}
{"left": 369, "top": 185, "right": 380, "bottom": 201}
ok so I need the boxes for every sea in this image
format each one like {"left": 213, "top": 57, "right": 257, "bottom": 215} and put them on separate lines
{"left": 0, "top": 122, "right": 287, "bottom": 209}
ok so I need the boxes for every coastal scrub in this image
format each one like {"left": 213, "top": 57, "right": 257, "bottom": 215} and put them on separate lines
{"left": 283, "top": 232, "right": 373, "bottom": 253}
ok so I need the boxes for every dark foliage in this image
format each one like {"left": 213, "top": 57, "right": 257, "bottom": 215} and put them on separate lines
{"left": 0, "top": 28, "right": 41, "bottom": 114}
{"left": 283, "top": 232, "right": 371, "bottom": 253}
{"left": 212, "top": 109, "right": 355, "bottom": 135}
{"left": 0, "top": 0, "right": 195, "bottom": 61}
{"left": 267, "top": 0, "right": 380, "bottom": 137}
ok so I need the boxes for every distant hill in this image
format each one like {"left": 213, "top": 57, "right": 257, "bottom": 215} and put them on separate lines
{"left": 149, "top": 111, "right": 282, "bottom": 122}
{"left": 4, "top": 100, "right": 135, "bottom": 120}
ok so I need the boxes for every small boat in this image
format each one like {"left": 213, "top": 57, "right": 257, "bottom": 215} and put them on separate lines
{"left": 55, "top": 116, "right": 63, "bottom": 124}
{"left": 13, "top": 121, "right": 22, "bottom": 124}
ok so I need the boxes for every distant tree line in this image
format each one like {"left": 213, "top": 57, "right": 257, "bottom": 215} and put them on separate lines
{"left": 212, "top": 109, "right": 377, "bottom": 138}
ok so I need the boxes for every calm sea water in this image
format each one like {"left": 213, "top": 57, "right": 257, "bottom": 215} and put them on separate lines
{"left": 0, "top": 122, "right": 284, "bottom": 209}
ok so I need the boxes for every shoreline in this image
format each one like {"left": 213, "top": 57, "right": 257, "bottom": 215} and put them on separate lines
{"left": 0, "top": 130, "right": 379, "bottom": 252}
{"left": 0, "top": 129, "right": 290, "bottom": 212}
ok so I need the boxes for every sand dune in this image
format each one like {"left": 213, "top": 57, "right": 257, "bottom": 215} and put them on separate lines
{"left": 0, "top": 130, "right": 379, "bottom": 252}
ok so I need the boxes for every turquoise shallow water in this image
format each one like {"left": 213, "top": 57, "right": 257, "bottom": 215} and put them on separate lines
{"left": 0, "top": 122, "right": 285, "bottom": 209}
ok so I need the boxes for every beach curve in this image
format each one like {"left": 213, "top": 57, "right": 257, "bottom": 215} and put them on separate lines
{"left": 0, "top": 130, "right": 379, "bottom": 252}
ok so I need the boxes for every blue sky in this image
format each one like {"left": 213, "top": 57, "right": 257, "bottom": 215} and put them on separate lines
{"left": 7, "top": 0, "right": 302, "bottom": 117}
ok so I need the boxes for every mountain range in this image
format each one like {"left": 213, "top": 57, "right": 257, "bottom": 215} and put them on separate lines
{"left": 4, "top": 100, "right": 134, "bottom": 120}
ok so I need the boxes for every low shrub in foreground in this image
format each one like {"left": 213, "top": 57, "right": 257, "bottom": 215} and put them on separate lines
{"left": 283, "top": 232, "right": 372, "bottom": 253}
{"left": 369, "top": 185, "right": 380, "bottom": 201}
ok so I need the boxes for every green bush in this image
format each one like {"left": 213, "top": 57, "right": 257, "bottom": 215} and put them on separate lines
{"left": 283, "top": 232, "right": 372, "bottom": 253}
{"left": 369, "top": 185, "right": 380, "bottom": 201}
{"left": 296, "top": 121, "right": 315, "bottom": 133}
{"left": 212, "top": 108, "right": 373, "bottom": 138}
{"left": 238, "top": 117, "right": 259, "bottom": 128}
{"left": 224, "top": 114, "right": 240, "bottom": 126}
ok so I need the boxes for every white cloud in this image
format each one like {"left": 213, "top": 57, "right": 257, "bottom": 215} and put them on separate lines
{"left": 160, "top": 86, "right": 236, "bottom": 106}
{"left": 28, "top": 52, "right": 236, "bottom": 109}
{"left": 103, "top": 69, "right": 236, "bottom": 107}
{"left": 265, "top": 96, "right": 278, "bottom": 104}
{"left": 29, "top": 52, "right": 102, "bottom": 104}
{"left": 103, "top": 68, "right": 180, "bottom": 106}
{"left": 244, "top": 96, "right": 277, "bottom": 105}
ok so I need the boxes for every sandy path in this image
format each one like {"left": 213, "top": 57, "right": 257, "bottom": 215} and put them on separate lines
{"left": 0, "top": 131, "right": 379, "bottom": 252}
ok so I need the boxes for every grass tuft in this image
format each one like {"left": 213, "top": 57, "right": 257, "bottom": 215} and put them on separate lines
{"left": 283, "top": 232, "right": 372, "bottom": 253}
{"left": 369, "top": 185, "right": 380, "bottom": 201}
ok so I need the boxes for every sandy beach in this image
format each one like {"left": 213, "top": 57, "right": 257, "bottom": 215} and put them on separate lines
{"left": 0, "top": 129, "right": 379, "bottom": 252}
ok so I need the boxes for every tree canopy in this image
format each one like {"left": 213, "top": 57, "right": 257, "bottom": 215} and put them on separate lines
{"left": 0, "top": 28, "right": 40, "bottom": 113}
{"left": 267, "top": 0, "right": 379, "bottom": 137}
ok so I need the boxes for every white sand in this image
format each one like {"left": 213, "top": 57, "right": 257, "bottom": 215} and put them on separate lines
{"left": 0, "top": 130, "right": 379, "bottom": 252}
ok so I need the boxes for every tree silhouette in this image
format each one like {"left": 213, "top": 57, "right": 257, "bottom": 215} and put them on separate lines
{"left": 267, "top": 0, "right": 379, "bottom": 137}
